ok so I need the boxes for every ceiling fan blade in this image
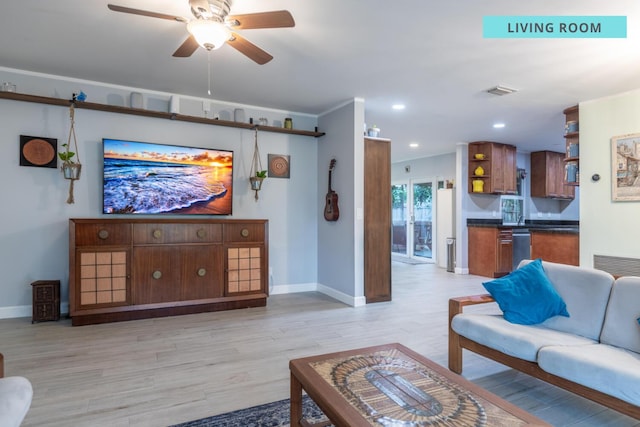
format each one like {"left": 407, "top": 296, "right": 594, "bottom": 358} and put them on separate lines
{"left": 227, "top": 33, "right": 273, "bottom": 64}
{"left": 107, "top": 4, "right": 187, "bottom": 22}
{"left": 226, "top": 10, "right": 295, "bottom": 29}
{"left": 173, "top": 36, "right": 200, "bottom": 57}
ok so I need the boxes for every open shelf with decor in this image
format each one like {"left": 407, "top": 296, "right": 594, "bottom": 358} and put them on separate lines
{"left": 468, "top": 141, "right": 516, "bottom": 194}
{"left": 563, "top": 105, "right": 579, "bottom": 185}
{"left": 0, "top": 91, "right": 325, "bottom": 138}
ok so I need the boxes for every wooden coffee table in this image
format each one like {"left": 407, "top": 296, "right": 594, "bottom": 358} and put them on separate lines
{"left": 289, "top": 343, "right": 550, "bottom": 427}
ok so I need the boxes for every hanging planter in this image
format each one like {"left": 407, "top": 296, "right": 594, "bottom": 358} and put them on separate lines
{"left": 60, "top": 103, "right": 82, "bottom": 204}
{"left": 250, "top": 173, "right": 266, "bottom": 191}
{"left": 249, "top": 129, "right": 267, "bottom": 201}
{"left": 61, "top": 162, "right": 82, "bottom": 180}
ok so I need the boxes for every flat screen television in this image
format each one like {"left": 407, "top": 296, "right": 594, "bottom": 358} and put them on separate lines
{"left": 102, "top": 138, "right": 233, "bottom": 215}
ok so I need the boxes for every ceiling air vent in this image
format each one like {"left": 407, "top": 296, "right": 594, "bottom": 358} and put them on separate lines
{"left": 487, "top": 85, "right": 518, "bottom": 96}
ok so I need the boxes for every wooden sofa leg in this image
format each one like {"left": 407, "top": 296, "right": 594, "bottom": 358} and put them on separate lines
{"left": 448, "top": 300, "right": 463, "bottom": 374}
{"left": 449, "top": 330, "right": 462, "bottom": 373}
{"left": 0, "top": 352, "right": 4, "bottom": 378}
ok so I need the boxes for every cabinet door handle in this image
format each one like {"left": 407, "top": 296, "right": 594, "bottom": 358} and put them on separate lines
{"left": 197, "top": 268, "right": 206, "bottom": 277}
{"left": 152, "top": 270, "right": 162, "bottom": 280}
{"left": 98, "top": 229, "right": 109, "bottom": 240}
{"left": 241, "top": 228, "right": 250, "bottom": 238}
{"left": 196, "top": 229, "right": 206, "bottom": 239}
{"left": 152, "top": 229, "right": 162, "bottom": 239}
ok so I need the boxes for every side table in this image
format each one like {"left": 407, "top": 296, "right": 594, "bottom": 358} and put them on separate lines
{"left": 31, "top": 280, "right": 60, "bottom": 323}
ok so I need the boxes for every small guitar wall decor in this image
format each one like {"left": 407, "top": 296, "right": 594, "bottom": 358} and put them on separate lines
{"left": 324, "top": 158, "right": 339, "bottom": 221}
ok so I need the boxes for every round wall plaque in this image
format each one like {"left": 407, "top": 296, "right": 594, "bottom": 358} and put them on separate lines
{"left": 268, "top": 154, "right": 290, "bottom": 178}
{"left": 20, "top": 135, "right": 57, "bottom": 168}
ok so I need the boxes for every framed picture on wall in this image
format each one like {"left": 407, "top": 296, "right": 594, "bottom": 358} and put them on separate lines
{"left": 611, "top": 132, "right": 640, "bottom": 201}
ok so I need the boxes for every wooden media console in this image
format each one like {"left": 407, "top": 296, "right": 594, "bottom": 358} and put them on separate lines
{"left": 69, "top": 218, "right": 268, "bottom": 326}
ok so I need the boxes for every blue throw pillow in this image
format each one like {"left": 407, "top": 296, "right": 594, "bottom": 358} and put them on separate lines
{"left": 482, "top": 258, "right": 569, "bottom": 325}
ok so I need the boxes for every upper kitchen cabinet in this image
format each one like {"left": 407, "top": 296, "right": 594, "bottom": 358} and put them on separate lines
{"left": 530, "top": 151, "right": 575, "bottom": 199}
{"left": 468, "top": 141, "right": 517, "bottom": 195}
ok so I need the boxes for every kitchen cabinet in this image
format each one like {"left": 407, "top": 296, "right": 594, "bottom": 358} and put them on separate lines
{"left": 69, "top": 218, "right": 268, "bottom": 325}
{"left": 530, "top": 151, "right": 575, "bottom": 199}
{"left": 563, "top": 105, "right": 579, "bottom": 185}
{"left": 468, "top": 226, "right": 513, "bottom": 278}
{"left": 468, "top": 141, "right": 517, "bottom": 195}
{"left": 531, "top": 230, "right": 579, "bottom": 266}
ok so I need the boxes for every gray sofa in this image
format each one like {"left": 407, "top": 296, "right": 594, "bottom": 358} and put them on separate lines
{"left": 449, "top": 260, "right": 640, "bottom": 419}
{"left": 0, "top": 353, "right": 33, "bottom": 427}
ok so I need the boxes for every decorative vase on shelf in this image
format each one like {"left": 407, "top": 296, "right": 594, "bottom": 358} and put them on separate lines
{"left": 474, "top": 165, "right": 484, "bottom": 176}
{"left": 472, "top": 179, "right": 485, "bottom": 193}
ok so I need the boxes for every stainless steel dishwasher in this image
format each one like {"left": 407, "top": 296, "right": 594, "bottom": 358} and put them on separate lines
{"left": 512, "top": 229, "right": 531, "bottom": 270}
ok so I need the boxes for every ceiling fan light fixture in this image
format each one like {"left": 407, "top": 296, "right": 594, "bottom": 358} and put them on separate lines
{"left": 187, "top": 19, "right": 231, "bottom": 50}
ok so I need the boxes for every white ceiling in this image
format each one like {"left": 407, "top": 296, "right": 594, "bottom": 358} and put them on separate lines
{"left": 2, "top": 1, "right": 639, "bottom": 162}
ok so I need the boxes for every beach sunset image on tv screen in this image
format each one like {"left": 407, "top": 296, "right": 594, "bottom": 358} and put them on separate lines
{"left": 103, "top": 138, "right": 233, "bottom": 215}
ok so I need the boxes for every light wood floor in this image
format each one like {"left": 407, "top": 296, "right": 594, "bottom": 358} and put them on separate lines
{"left": 1, "top": 261, "right": 638, "bottom": 426}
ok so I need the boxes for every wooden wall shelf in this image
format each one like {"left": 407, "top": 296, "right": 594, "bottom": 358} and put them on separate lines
{"left": 0, "top": 91, "right": 325, "bottom": 138}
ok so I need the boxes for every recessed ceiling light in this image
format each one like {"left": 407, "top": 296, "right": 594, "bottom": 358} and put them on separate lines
{"left": 392, "top": 104, "right": 406, "bottom": 110}
{"left": 493, "top": 123, "right": 506, "bottom": 129}
{"left": 409, "top": 143, "right": 419, "bottom": 148}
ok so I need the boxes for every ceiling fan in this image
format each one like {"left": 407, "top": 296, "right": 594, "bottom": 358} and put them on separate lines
{"left": 107, "top": 0, "right": 295, "bottom": 64}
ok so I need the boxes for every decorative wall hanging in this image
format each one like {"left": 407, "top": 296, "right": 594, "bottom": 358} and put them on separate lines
{"left": 60, "top": 103, "right": 82, "bottom": 204}
{"left": 611, "top": 132, "right": 640, "bottom": 201}
{"left": 249, "top": 129, "right": 267, "bottom": 201}
{"left": 19, "top": 135, "right": 57, "bottom": 168}
{"left": 268, "top": 154, "right": 290, "bottom": 178}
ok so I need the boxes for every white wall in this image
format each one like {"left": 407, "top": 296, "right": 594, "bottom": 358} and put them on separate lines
{"left": 0, "top": 69, "right": 320, "bottom": 317}
{"left": 316, "top": 99, "right": 366, "bottom": 305}
{"left": 391, "top": 153, "right": 456, "bottom": 182}
{"left": 580, "top": 88, "right": 640, "bottom": 266}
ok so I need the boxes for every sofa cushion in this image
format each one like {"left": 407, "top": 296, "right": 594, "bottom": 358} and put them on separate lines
{"left": 538, "top": 343, "right": 640, "bottom": 406}
{"left": 600, "top": 276, "right": 640, "bottom": 353}
{"left": 482, "top": 259, "right": 569, "bottom": 325}
{"left": 451, "top": 313, "right": 596, "bottom": 362}
{"left": 519, "top": 260, "right": 614, "bottom": 340}
{"left": 0, "top": 376, "right": 33, "bottom": 427}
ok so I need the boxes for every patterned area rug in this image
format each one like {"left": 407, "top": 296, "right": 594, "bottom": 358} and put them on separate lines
{"left": 170, "top": 395, "right": 329, "bottom": 427}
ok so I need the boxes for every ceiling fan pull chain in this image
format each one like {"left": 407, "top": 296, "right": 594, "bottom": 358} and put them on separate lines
{"left": 207, "top": 50, "right": 212, "bottom": 95}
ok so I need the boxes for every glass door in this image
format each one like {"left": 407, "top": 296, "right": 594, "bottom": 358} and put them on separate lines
{"left": 411, "top": 180, "right": 434, "bottom": 261}
{"left": 391, "top": 179, "right": 435, "bottom": 261}
{"left": 391, "top": 183, "right": 408, "bottom": 256}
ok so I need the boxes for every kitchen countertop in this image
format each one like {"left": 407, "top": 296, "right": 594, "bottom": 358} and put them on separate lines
{"left": 467, "top": 219, "right": 579, "bottom": 233}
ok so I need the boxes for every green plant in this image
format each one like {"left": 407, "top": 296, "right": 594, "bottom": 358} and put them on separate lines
{"left": 58, "top": 143, "right": 76, "bottom": 163}
{"left": 255, "top": 170, "right": 267, "bottom": 178}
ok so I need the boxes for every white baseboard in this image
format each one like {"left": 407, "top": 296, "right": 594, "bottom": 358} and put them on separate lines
{"left": 270, "top": 282, "right": 318, "bottom": 295}
{"left": 0, "top": 286, "right": 362, "bottom": 320}
{"left": 271, "top": 283, "right": 364, "bottom": 307}
{"left": 0, "top": 303, "right": 69, "bottom": 320}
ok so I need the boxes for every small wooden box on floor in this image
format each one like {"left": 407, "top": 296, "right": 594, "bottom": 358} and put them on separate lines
{"left": 31, "top": 280, "right": 61, "bottom": 323}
